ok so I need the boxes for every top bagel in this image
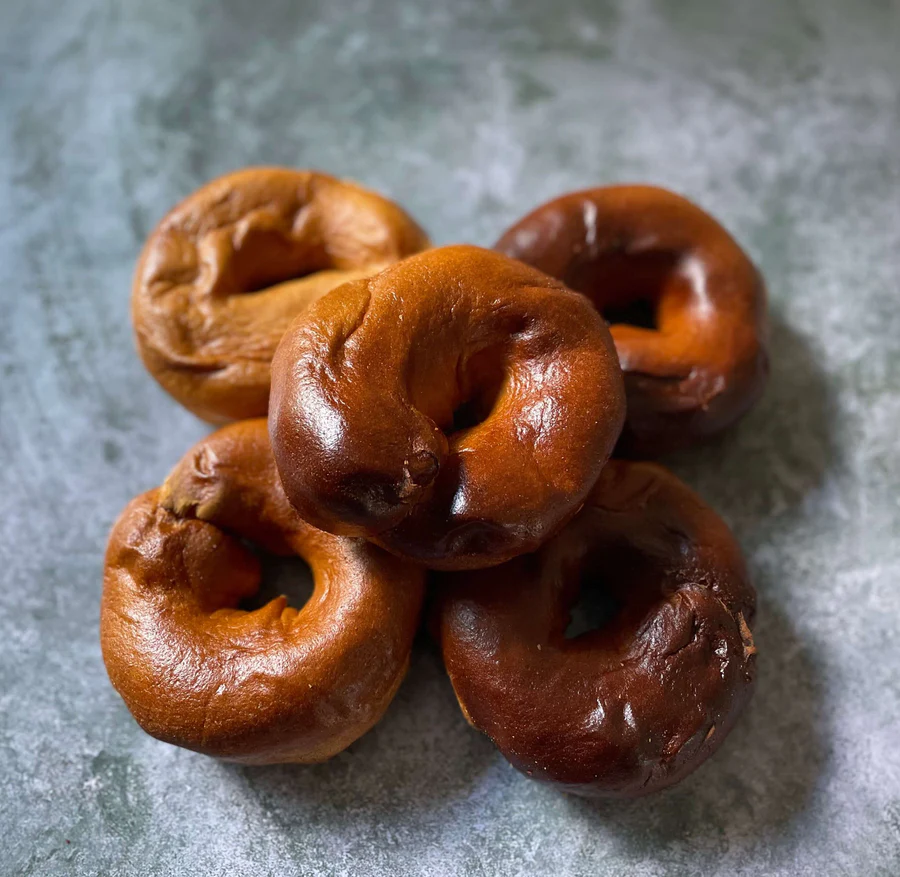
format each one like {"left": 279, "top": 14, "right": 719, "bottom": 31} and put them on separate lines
{"left": 495, "top": 186, "right": 768, "bottom": 456}
{"left": 269, "top": 244, "right": 626, "bottom": 570}
{"left": 132, "top": 167, "right": 429, "bottom": 422}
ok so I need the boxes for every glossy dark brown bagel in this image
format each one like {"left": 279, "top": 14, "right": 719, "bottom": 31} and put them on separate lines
{"left": 434, "top": 460, "right": 757, "bottom": 797}
{"left": 495, "top": 186, "right": 768, "bottom": 456}
{"left": 101, "top": 419, "right": 424, "bottom": 764}
{"left": 269, "top": 244, "right": 626, "bottom": 571}
{"left": 132, "top": 167, "right": 429, "bottom": 423}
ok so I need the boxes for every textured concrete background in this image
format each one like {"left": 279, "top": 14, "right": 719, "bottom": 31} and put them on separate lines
{"left": 2, "top": 0, "right": 899, "bottom": 874}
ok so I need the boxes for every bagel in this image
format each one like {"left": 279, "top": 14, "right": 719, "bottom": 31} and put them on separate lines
{"left": 434, "top": 459, "right": 757, "bottom": 796}
{"left": 495, "top": 186, "right": 768, "bottom": 456}
{"left": 101, "top": 419, "right": 424, "bottom": 764}
{"left": 269, "top": 244, "right": 626, "bottom": 570}
{"left": 132, "top": 167, "right": 428, "bottom": 422}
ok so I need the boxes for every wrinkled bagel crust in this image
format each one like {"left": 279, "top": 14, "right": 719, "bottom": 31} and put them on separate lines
{"left": 132, "top": 168, "right": 429, "bottom": 422}
{"left": 101, "top": 420, "right": 424, "bottom": 764}
{"left": 495, "top": 185, "right": 768, "bottom": 456}
{"left": 269, "top": 245, "right": 626, "bottom": 570}
{"left": 434, "top": 460, "right": 757, "bottom": 797}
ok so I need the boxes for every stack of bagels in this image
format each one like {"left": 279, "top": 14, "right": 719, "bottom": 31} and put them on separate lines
{"left": 102, "top": 168, "right": 765, "bottom": 798}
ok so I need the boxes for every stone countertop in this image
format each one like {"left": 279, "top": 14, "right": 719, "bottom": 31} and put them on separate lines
{"left": 1, "top": 1, "right": 899, "bottom": 875}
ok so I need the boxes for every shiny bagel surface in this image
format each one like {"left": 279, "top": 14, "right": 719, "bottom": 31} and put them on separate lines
{"left": 269, "top": 244, "right": 626, "bottom": 570}
{"left": 101, "top": 419, "right": 424, "bottom": 764}
{"left": 435, "top": 459, "right": 757, "bottom": 797}
{"left": 495, "top": 185, "right": 768, "bottom": 456}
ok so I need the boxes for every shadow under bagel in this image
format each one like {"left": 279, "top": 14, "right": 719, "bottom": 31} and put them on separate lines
{"left": 211, "top": 552, "right": 499, "bottom": 818}
{"left": 559, "top": 312, "right": 833, "bottom": 847}
{"left": 665, "top": 313, "right": 839, "bottom": 542}
{"left": 223, "top": 641, "right": 500, "bottom": 820}
{"left": 563, "top": 596, "right": 827, "bottom": 859}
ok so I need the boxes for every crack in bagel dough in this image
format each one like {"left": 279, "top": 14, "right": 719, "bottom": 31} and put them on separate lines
{"left": 101, "top": 419, "right": 424, "bottom": 764}
{"left": 494, "top": 185, "right": 769, "bottom": 457}
{"left": 434, "top": 460, "right": 757, "bottom": 798}
{"left": 132, "top": 167, "right": 429, "bottom": 423}
{"left": 268, "top": 245, "right": 627, "bottom": 571}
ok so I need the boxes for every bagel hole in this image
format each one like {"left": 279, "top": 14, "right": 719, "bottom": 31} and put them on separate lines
{"left": 564, "top": 570, "right": 624, "bottom": 640}
{"left": 232, "top": 233, "right": 329, "bottom": 293}
{"left": 567, "top": 250, "right": 684, "bottom": 331}
{"left": 240, "top": 551, "right": 315, "bottom": 613}
{"left": 238, "top": 261, "right": 323, "bottom": 294}
{"left": 450, "top": 397, "right": 492, "bottom": 433}
{"left": 602, "top": 298, "right": 657, "bottom": 330}
{"left": 242, "top": 273, "right": 314, "bottom": 294}
{"left": 448, "top": 347, "right": 508, "bottom": 435}
{"left": 563, "top": 545, "right": 662, "bottom": 640}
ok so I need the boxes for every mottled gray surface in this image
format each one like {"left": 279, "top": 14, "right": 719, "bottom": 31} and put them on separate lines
{"left": 2, "top": 0, "right": 899, "bottom": 874}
